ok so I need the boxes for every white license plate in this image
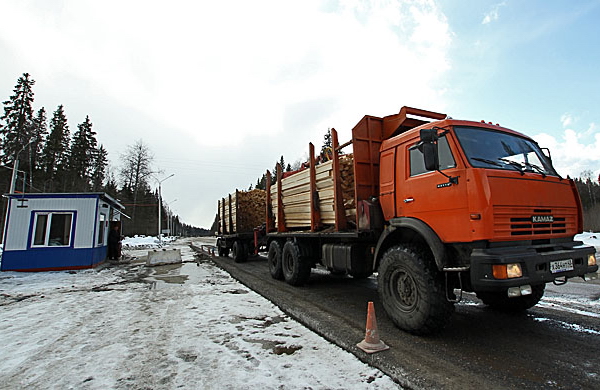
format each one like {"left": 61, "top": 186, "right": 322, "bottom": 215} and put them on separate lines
{"left": 550, "top": 259, "right": 574, "bottom": 273}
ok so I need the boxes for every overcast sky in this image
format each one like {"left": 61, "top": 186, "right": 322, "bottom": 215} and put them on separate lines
{"left": 1, "top": 0, "right": 599, "bottom": 228}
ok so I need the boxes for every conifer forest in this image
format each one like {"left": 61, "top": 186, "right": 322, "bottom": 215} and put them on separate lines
{"left": 0, "top": 73, "right": 205, "bottom": 239}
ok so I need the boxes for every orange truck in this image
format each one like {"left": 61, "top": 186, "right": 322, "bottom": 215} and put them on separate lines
{"left": 234, "top": 106, "right": 598, "bottom": 334}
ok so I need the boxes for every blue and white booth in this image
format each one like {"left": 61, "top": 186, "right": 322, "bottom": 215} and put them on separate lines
{"left": 1, "top": 193, "right": 125, "bottom": 272}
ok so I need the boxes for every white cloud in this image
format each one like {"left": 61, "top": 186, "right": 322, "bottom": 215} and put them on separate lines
{"left": 533, "top": 122, "right": 600, "bottom": 179}
{"left": 560, "top": 113, "right": 574, "bottom": 128}
{"left": 0, "top": 0, "right": 454, "bottom": 227}
{"left": 482, "top": 2, "right": 507, "bottom": 25}
{"left": 0, "top": 0, "right": 452, "bottom": 147}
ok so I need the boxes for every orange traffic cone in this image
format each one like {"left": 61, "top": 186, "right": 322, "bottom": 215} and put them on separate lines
{"left": 357, "top": 301, "right": 389, "bottom": 354}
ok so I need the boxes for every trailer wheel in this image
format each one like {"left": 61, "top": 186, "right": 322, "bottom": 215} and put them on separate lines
{"left": 232, "top": 240, "right": 248, "bottom": 263}
{"left": 282, "top": 241, "right": 311, "bottom": 286}
{"left": 268, "top": 241, "right": 284, "bottom": 280}
{"left": 476, "top": 284, "right": 545, "bottom": 312}
{"left": 378, "top": 245, "right": 454, "bottom": 335}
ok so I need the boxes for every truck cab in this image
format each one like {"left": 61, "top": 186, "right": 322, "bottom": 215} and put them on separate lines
{"left": 375, "top": 114, "right": 597, "bottom": 333}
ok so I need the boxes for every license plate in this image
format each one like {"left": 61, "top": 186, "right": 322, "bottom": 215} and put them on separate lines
{"left": 550, "top": 259, "right": 574, "bottom": 273}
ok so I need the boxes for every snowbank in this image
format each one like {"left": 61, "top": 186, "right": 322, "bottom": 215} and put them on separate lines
{"left": 121, "top": 235, "right": 176, "bottom": 249}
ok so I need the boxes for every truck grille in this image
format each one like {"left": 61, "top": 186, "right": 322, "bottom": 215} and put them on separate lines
{"left": 493, "top": 207, "right": 576, "bottom": 239}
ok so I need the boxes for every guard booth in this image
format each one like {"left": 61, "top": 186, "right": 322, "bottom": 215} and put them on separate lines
{"left": 1, "top": 192, "right": 126, "bottom": 272}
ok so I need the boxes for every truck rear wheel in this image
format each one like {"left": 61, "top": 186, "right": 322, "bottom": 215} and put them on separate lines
{"left": 268, "top": 241, "right": 284, "bottom": 280}
{"left": 476, "top": 284, "right": 545, "bottom": 312}
{"left": 378, "top": 245, "right": 454, "bottom": 335}
{"left": 282, "top": 241, "right": 311, "bottom": 286}
{"left": 232, "top": 240, "right": 248, "bottom": 263}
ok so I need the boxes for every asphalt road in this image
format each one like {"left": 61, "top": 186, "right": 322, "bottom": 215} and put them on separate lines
{"left": 190, "top": 242, "right": 600, "bottom": 390}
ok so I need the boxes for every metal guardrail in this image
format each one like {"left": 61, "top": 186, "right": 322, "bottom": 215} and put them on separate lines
{"left": 190, "top": 243, "right": 217, "bottom": 257}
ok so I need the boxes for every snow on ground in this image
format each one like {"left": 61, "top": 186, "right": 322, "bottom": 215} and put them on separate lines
{"left": 121, "top": 235, "right": 177, "bottom": 250}
{"left": 0, "top": 238, "right": 398, "bottom": 390}
{"left": 576, "top": 232, "right": 600, "bottom": 254}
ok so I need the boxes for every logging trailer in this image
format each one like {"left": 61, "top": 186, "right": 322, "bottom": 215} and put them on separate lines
{"left": 216, "top": 189, "right": 267, "bottom": 262}
{"left": 218, "top": 106, "right": 598, "bottom": 334}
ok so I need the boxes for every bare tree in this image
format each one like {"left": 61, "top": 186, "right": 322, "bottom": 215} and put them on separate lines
{"left": 119, "top": 139, "right": 155, "bottom": 223}
{"left": 580, "top": 170, "right": 597, "bottom": 207}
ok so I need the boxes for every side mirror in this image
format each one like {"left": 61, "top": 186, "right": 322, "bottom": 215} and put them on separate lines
{"left": 419, "top": 128, "right": 439, "bottom": 171}
{"left": 422, "top": 142, "right": 439, "bottom": 171}
{"left": 420, "top": 128, "right": 438, "bottom": 143}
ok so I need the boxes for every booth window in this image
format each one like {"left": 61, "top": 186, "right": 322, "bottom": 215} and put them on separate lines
{"left": 32, "top": 212, "right": 74, "bottom": 247}
{"left": 98, "top": 213, "right": 106, "bottom": 245}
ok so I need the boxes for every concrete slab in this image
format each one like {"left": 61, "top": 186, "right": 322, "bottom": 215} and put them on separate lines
{"left": 146, "top": 248, "right": 182, "bottom": 266}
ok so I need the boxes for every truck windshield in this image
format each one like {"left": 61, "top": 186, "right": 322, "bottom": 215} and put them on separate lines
{"left": 454, "top": 126, "right": 558, "bottom": 177}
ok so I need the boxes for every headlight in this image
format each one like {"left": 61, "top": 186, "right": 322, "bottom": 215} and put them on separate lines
{"left": 588, "top": 254, "right": 597, "bottom": 267}
{"left": 492, "top": 263, "right": 523, "bottom": 279}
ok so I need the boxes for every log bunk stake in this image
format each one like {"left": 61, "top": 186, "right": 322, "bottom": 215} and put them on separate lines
{"left": 309, "top": 142, "right": 321, "bottom": 232}
{"left": 331, "top": 128, "right": 347, "bottom": 231}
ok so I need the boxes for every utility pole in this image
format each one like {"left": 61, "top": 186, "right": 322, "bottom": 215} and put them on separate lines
{"left": 156, "top": 174, "right": 174, "bottom": 245}
{"left": 10, "top": 138, "right": 37, "bottom": 193}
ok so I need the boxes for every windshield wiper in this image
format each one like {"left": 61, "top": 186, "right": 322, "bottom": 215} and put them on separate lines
{"left": 498, "top": 158, "right": 525, "bottom": 175}
{"left": 473, "top": 157, "right": 553, "bottom": 178}
{"left": 527, "top": 163, "right": 546, "bottom": 178}
{"left": 472, "top": 157, "right": 503, "bottom": 167}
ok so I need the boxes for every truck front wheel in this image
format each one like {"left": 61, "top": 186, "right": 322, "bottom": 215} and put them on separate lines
{"left": 476, "top": 284, "right": 545, "bottom": 311}
{"left": 268, "top": 241, "right": 284, "bottom": 280}
{"left": 232, "top": 241, "right": 248, "bottom": 263}
{"left": 282, "top": 241, "right": 311, "bottom": 286}
{"left": 378, "top": 245, "right": 454, "bottom": 335}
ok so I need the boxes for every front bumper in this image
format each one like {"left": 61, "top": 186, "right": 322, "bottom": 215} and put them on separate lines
{"left": 470, "top": 241, "right": 597, "bottom": 291}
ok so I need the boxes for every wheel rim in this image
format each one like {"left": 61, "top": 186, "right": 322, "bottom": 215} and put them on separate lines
{"left": 283, "top": 251, "right": 293, "bottom": 274}
{"left": 390, "top": 268, "right": 418, "bottom": 312}
{"left": 269, "top": 249, "right": 277, "bottom": 270}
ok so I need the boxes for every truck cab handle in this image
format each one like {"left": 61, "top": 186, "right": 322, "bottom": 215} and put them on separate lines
{"left": 404, "top": 198, "right": 414, "bottom": 203}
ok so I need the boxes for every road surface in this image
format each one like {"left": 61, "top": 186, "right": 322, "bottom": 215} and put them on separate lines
{"left": 191, "top": 238, "right": 600, "bottom": 390}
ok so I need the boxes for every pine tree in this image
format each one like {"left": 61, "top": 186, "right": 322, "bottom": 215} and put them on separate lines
{"left": 68, "top": 115, "right": 97, "bottom": 191}
{"left": 90, "top": 145, "right": 108, "bottom": 191}
{"left": 103, "top": 167, "right": 119, "bottom": 197}
{"left": 321, "top": 128, "right": 332, "bottom": 155}
{"left": 29, "top": 107, "right": 48, "bottom": 187}
{"left": 41, "top": 105, "right": 70, "bottom": 191}
{"left": 0, "top": 73, "right": 36, "bottom": 168}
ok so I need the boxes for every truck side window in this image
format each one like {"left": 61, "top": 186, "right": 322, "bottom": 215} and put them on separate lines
{"left": 410, "top": 136, "right": 456, "bottom": 176}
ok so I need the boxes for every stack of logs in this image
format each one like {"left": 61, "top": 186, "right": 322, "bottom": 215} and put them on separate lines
{"left": 219, "top": 189, "right": 266, "bottom": 234}
{"left": 340, "top": 153, "right": 356, "bottom": 221}
{"left": 271, "top": 153, "right": 356, "bottom": 229}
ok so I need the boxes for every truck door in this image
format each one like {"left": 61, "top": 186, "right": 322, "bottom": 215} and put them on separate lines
{"left": 379, "top": 147, "right": 396, "bottom": 220}
{"left": 398, "top": 134, "right": 470, "bottom": 243}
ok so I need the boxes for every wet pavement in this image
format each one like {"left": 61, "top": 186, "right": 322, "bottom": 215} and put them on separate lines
{"left": 184, "top": 238, "right": 600, "bottom": 390}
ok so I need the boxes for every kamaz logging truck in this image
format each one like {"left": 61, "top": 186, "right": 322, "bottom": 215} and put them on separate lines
{"left": 218, "top": 106, "right": 598, "bottom": 335}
